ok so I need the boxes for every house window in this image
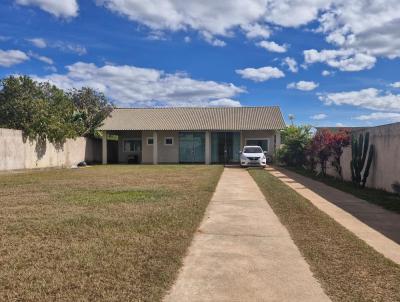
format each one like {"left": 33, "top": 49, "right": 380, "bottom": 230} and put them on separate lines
{"left": 147, "top": 137, "right": 154, "bottom": 145}
{"left": 123, "top": 139, "right": 141, "bottom": 152}
{"left": 246, "top": 139, "right": 269, "bottom": 152}
{"left": 164, "top": 137, "right": 174, "bottom": 146}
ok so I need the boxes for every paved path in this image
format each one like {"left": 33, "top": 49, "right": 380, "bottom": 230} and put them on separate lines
{"left": 164, "top": 168, "right": 330, "bottom": 302}
{"left": 268, "top": 167, "right": 400, "bottom": 265}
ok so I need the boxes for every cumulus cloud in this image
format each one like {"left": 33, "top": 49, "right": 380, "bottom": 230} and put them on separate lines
{"left": 390, "top": 82, "right": 400, "bottom": 88}
{"left": 322, "top": 70, "right": 332, "bottom": 76}
{"left": 354, "top": 112, "right": 400, "bottom": 121}
{"left": 209, "top": 98, "right": 242, "bottom": 107}
{"left": 317, "top": 0, "right": 400, "bottom": 59}
{"left": 287, "top": 81, "right": 319, "bottom": 91}
{"left": 0, "top": 49, "right": 29, "bottom": 67}
{"left": 319, "top": 88, "right": 400, "bottom": 112}
{"left": 53, "top": 41, "right": 87, "bottom": 55}
{"left": 15, "top": 0, "right": 78, "bottom": 18}
{"left": 282, "top": 57, "right": 298, "bottom": 73}
{"left": 257, "top": 40, "right": 287, "bottom": 53}
{"left": 241, "top": 23, "right": 271, "bottom": 39}
{"left": 26, "top": 38, "right": 47, "bottom": 48}
{"left": 236, "top": 66, "right": 285, "bottom": 82}
{"left": 32, "top": 62, "right": 245, "bottom": 107}
{"left": 311, "top": 113, "right": 327, "bottom": 120}
{"left": 93, "top": 0, "right": 400, "bottom": 60}
{"left": 304, "top": 49, "right": 376, "bottom": 71}
{"left": 28, "top": 51, "right": 53, "bottom": 65}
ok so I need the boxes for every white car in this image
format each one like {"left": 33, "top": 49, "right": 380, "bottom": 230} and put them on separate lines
{"left": 240, "top": 145, "right": 268, "bottom": 167}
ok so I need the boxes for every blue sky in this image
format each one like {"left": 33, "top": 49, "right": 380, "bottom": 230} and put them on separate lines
{"left": 1, "top": 0, "right": 400, "bottom": 127}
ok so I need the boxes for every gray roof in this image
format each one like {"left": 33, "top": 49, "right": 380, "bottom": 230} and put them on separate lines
{"left": 98, "top": 106, "right": 285, "bottom": 131}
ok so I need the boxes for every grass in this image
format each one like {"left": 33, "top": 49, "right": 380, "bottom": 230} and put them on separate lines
{"left": 0, "top": 165, "right": 223, "bottom": 302}
{"left": 287, "top": 167, "right": 400, "bottom": 214}
{"left": 250, "top": 168, "right": 400, "bottom": 302}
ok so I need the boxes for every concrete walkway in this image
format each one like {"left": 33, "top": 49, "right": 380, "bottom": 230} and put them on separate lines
{"left": 164, "top": 168, "right": 330, "bottom": 302}
{"left": 268, "top": 167, "right": 400, "bottom": 265}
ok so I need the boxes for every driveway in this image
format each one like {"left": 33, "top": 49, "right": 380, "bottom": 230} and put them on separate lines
{"left": 164, "top": 167, "right": 330, "bottom": 302}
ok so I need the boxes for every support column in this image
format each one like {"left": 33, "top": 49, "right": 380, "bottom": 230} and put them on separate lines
{"left": 240, "top": 131, "right": 244, "bottom": 149}
{"left": 102, "top": 130, "right": 107, "bottom": 165}
{"left": 205, "top": 131, "right": 211, "bottom": 164}
{"left": 153, "top": 131, "right": 158, "bottom": 165}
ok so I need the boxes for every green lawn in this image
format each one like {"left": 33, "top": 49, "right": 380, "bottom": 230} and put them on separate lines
{"left": 0, "top": 165, "right": 223, "bottom": 302}
{"left": 250, "top": 168, "right": 400, "bottom": 302}
{"left": 287, "top": 167, "right": 400, "bottom": 214}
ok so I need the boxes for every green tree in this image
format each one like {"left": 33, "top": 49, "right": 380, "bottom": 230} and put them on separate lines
{"left": 69, "top": 87, "right": 114, "bottom": 137}
{"left": 0, "top": 76, "right": 78, "bottom": 144}
{"left": 278, "top": 125, "right": 312, "bottom": 166}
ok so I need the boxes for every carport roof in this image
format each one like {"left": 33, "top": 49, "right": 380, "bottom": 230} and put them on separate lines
{"left": 98, "top": 106, "right": 286, "bottom": 131}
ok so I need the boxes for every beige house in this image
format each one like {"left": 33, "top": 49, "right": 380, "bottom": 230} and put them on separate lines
{"left": 98, "top": 107, "right": 285, "bottom": 164}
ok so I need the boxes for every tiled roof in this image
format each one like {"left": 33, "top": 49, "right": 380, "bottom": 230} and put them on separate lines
{"left": 98, "top": 107, "right": 286, "bottom": 131}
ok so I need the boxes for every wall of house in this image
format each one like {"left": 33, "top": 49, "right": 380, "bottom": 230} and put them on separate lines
{"left": 119, "top": 129, "right": 281, "bottom": 164}
{"left": 140, "top": 131, "right": 180, "bottom": 164}
{"left": 241, "top": 130, "right": 278, "bottom": 154}
{"left": 117, "top": 131, "right": 142, "bottom": 163}
{"left": 0, "top": 128, "right": 101, "bottom": 171}
{"left": 323, "top": 123, "right": 400, "bottom": 193}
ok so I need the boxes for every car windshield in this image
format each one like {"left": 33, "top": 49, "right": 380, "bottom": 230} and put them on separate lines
{"left": 243, "top": 147, "right": 262, "bottom": 153}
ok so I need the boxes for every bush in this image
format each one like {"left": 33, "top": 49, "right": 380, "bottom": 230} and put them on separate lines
{"left": 278, "top": 125, "right": 312, "bottom": 167}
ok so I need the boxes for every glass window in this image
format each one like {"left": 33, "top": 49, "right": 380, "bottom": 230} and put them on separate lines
{"left": 147, "top": 137, "right": 154, "bottom": 145}
{"left": 165, "top": 137, "right": 174, "bottom": 145}
{"left": 123, "top": 140, "right": 141, "bottom": 152}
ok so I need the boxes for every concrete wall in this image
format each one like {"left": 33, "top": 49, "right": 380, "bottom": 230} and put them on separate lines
{"left": 0, "top": 128, "right": 101, "bottom": 171}
{"left": 323, "top": 123, "right": 400, "bottom": 193}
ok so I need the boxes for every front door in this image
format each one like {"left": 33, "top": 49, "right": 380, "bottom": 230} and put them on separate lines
{"left": 179, "top": 132, "right": 205, "bottom": 163}
{"left": 211, "top": 132, "right": 240, "bottom": 164}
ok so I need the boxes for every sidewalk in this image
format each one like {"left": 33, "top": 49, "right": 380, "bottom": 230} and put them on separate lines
{"left": 164, "top": 168, "right": 330, "bottom": 302}
{"left": 268, "top": 167, "right": 400, "bottom": 265}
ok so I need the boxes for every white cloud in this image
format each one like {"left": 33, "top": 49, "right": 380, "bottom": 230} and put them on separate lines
{"left": 336, "top": 122, "right": 345, "bottom": 127}
{"left": 319, "top": 88, "right": 400, "bottom": 112}
{"left": 287, "top": 81, "right": 319, "bottom": 91}
{"left": 236, "top": 66, "right": 285, "bottom": 82}
{"left": 28, "top": 51, "right": 53, "bottom": 65}
{"left": 184, "top": 36, "right": 191, "bottom": 43}
{"left": 257, "top": 40, "right": 287, "bottom": 53}
{"left": 355, "top": 112, "right": 400, "bottom": 121}
{"left": 53, "top": 41, "right": 87, "bottom": 55}
{"left": 311, "top": 113, "right": 327, "bottom": 120}
{"left": 15, "top": 0, "right": 78, "bottom": 18}
{"left": 0, "top": 49, "right": 29, "bottom": 67}
{"left": 201, "top": 31, "right": 226, "bottom": 47}
{"left": 390, "top": 82, "right": 400, "bottom": 88}
{"left": 241, "top": 23, "right": 271, "bottom": 39}
{"left": 32, "top": 62, "right": 245, "bottom": 107}
{"left": 282, "top": 57, "right": 298, "bottom": 73}
{"left": 209, "top": 98, "right": 241, "bottom": 107}
{"left": 26, "top": 38, "right": 47, "bottom": 48}
{"left": 318, "top": 1, "right": 400, "bottom": 59}
{"left": 304, "top": 48, "right": 376, "bottom": 71}
{"left": 322, "top": 70, "right": 331, "bottom": 76}
{"left": 94, "top": 0, "right": 400, "bottom": 60}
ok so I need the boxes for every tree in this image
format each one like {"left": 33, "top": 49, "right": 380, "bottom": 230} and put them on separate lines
{"left": 307, "top": 129, "right": 350, "bottom": 178}
{"left": 309, "top": 129, "right": 334, "bottom": 176}
{"left": 0, "top": 76, "right": 78, "bottom": 144}
{"left": 330, "top": 130, "right": 350, "bottom": 179}
{"left": 278, "top": 125, "right": 313, "bottom": 166}
{"left": 69, "top": 87, "right": 114, "bottom": 137}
